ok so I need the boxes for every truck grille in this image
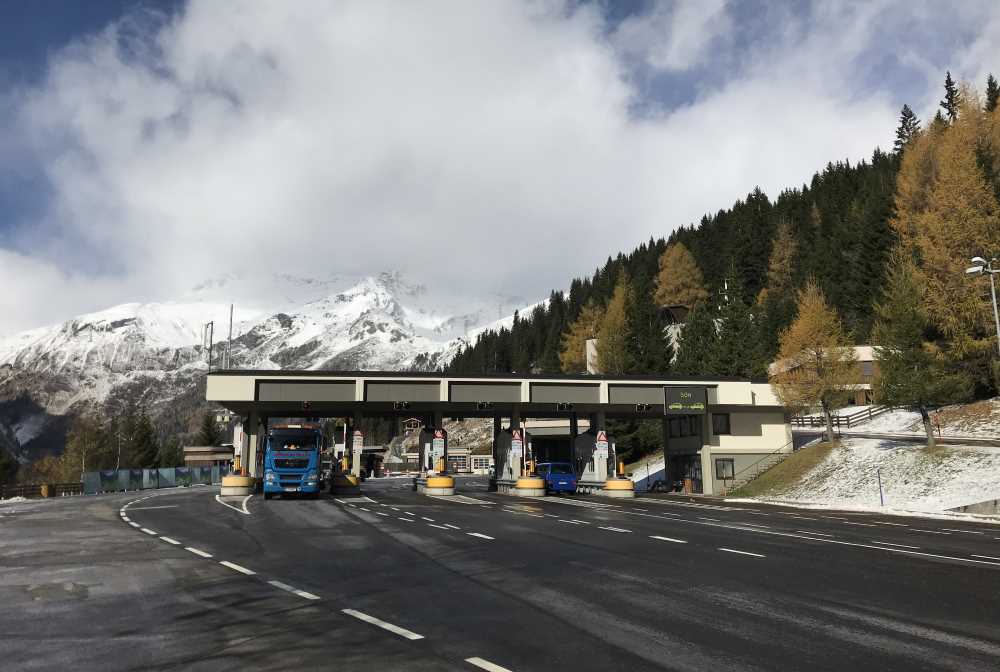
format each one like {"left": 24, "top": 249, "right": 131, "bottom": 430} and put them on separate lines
{"left": 275, "top": 458, "right": 309, "bottom": 469}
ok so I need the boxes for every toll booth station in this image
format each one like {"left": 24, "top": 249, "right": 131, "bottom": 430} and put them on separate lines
{"left": 206, "top": 371, "right": 791, "bottom": 497}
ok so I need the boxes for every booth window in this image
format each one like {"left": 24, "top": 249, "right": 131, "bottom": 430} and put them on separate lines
{"left": 712, "top": 413, "right": 731, "bottom": 435}
{"left": 715, "top": 458, "right": 735, "bottom": 480}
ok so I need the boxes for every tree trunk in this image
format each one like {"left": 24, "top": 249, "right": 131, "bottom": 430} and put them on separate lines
{"left": 821, "top": 399, "right": 835, "bottom": 443}
{"left": 919, "top": 406, "right": 936, "bottom": 449}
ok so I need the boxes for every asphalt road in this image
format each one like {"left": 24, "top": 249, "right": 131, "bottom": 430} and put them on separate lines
{"left": 3, "top": 477, "right": 1000, "bottom": 671}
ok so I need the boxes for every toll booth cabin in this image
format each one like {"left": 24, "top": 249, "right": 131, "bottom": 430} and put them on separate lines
{"left": 206, "top": 371, "right": 792, "bottom": 496}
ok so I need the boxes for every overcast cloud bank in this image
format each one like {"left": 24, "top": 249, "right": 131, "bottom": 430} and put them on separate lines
{"left": 2, "top": 0, "right": 999, "bottom": 335}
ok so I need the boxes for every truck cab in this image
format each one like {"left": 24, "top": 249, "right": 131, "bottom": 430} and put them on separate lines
{"left": 536, "top": 462, "right": 577, "bottom": 494}
{"left": 262, "top": 423, "right": 323, "bottom": 499}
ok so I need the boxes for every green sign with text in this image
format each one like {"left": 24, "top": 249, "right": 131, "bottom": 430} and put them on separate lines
{"left": 663, "top": 386, "right": 707, "bottom": 415}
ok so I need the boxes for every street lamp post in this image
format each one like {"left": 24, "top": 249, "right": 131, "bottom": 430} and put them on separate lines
{"left": 966, "top": 256, "right": 1000, "bottom": 357}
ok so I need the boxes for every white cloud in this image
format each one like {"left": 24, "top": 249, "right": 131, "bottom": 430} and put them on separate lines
{"left": 613, "top": 0, "right": 731, "bottom": 71}
{"left": 2, "top": 0, "right": 1000, "bottom": 335}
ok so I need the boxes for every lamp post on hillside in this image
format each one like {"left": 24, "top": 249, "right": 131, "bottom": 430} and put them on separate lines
{"left": 965, "top": 256, "right": 1000, "bottom": 357}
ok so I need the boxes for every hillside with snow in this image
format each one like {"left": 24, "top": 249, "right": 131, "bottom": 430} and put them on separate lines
{"left": 0, "top": 273, "right": 534, "bottom": 463}
{"left": 731, "top": 399, "right": 1000, "bottom": 514}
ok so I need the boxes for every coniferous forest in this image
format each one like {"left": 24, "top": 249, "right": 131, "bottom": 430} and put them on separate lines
{"left": 446, "top": 74, "right": 1000, "bottom": 459}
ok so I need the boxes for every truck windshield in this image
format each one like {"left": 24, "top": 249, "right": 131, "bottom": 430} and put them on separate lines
{"left": 270, "top": 432, "right": 319, "bottom": 451}
{"left": 550, "top": 464, "right": 573, "bottom": 475}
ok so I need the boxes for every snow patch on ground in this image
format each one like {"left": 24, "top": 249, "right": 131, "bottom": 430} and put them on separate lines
{"left": 0, "top": 496, "right": 27, "bottom": 504}
{"left": 755, "top": 437, "right": 1000, "bottom": 513}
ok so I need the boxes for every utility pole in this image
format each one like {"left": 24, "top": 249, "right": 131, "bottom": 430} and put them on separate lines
{"left": 204, "top": 321, "right": 215, "bottom": 372}
{"left": 226, "top": 304, "right": 234, "bottom": 369}
{"left": 965, "top": 256, "right": 1000, "bottom": 357}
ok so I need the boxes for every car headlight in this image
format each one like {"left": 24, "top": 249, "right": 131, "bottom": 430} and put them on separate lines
{"left": 265, "top": 470, "right": 276, "bottom": 482}
{"left": 306, "top": 471, "right": 318, "bottom": 482}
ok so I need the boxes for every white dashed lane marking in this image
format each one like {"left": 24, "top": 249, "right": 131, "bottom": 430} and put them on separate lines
{"left": 797, "top": 530, "right": 834, "bottom": 537}
{"left": 912, "top": 529, "right": 950, "bottom": 535}
{"left": 141, "top": 528, "right": 157, "bottom": 535}
{"left": 942, "top": 528, "right": 985, "bottom": 535}
{"left": 467, "top": 532, "right": 494, "bottom": 540}
{"left": 443, "top": 524, "right": 461, "bottom": 530}
{"left": 219, "top": 561, "right": 256, "bottom": 576}
{"left": 650, "top": 535, "right": 687, "bottom": 544}
{"left": 269, "top": 580, "right": 321, "bottom": 600}
{"left": 185, "top": 547, "right": 213, "bottom": 558}
{"left": 128, "top": 522, "right": 140, "bottom": 528}
{"left": 341, "top": 609, "right": 424, "bottom": 640}
{"left": 971, "top": 554, "right": 1000, "bottom": 562}
{"left": 428, "top": 523, "right": 450, "bottom": 530}
{"left": 466, "top": 656, "right": 514, "bottom": 672}
{"left": 719, "top": 548, "right": 766, "bottom": 558}
{"left": 598, "top": 526, "right": 632, "bottom": 533}
{"left": 159, "top": 536, "right": 181, "bottom": 545}
{"left": 422, "top": 517, "right": 435, "bottom": 522}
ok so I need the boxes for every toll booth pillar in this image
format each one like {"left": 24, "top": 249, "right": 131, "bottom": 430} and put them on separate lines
{"left": 489, "top": 415, "right": 502, "bottom": 491}
{"left": 414, "top": 414, "right": 454, "bottom": 496}
{"left": 350, "top": 428, "right": 364, "bottom": 478}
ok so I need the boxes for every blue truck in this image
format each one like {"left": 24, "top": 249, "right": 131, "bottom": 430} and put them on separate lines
{"left": 535, "top": 462, "right": 577, "bottom": 494}
{"left": 262, "top": 423, "right": 323, "bottom": 499}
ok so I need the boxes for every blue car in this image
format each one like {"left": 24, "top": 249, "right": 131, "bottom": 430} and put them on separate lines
{"left": 536, "top": 462, "right": 577, "bottom": 494}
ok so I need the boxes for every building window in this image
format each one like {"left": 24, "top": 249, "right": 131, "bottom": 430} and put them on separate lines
{"left": 861, "top": 361, "right": 874, "bottom": 377}
{"left": 712, "top": 413, "right": 731, "bottom": 435}
{"left": 715, "top": 458, "right": 735, "bottom": 480}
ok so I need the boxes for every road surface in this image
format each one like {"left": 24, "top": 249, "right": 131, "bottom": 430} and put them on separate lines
{"left": 3, "top": 476, "right": 999, "bottom": 670}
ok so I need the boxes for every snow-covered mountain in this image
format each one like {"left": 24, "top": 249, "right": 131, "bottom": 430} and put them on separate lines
{"left": 0, "top": 273, "right": 521, "bottom": 462}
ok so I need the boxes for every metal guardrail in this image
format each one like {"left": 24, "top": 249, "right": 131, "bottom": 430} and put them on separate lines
{"left": 790, "top": 405, "right": 890, "bottom": 430}
{"left": 1, "top": 482, "right": 84, "bottom": 499}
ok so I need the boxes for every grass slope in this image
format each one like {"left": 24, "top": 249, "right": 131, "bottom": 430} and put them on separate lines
{"left": 729, "top": 441, "right": 834, "bottom": 498}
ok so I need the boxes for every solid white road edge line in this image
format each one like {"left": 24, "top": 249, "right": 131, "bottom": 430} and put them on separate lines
{"left": 185, "top": 547, "right": 213, "bottom": 558}
{"left": 650, "top": 535, "right": 687, "bottom": 543}
{"left": 219, "top": 560, "right": 256, "bottom": 575}
{"left": 466, "top": 656, "right": 514, "bottom": 672}
{"left": 972, "top": 554, "right": 1000, "bottom": 561}
{"left": 870, "top": 541, "right": 920, "bottom": 549}
{"left": 341, "top": 609, "right": 424, "bottom": 640}
{"left": 719, "top": 548, "right": 766, "bottom": 558}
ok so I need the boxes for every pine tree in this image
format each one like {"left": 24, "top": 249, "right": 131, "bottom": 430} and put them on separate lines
{"left": 941, "top": 71, "right": 960, "bottom": 123}
{"left": 986, "top": 73, "right": 999, "bottom": 113}
{"left": 893, "top": 104, "right": 921, "bottom": 153}
{"left": 872, "top": 257, "right": 972, "bottom": 447}
{"left": 558, "top": 300, "right": 602, "bottom": 373}
{"left": 0, "top": 447, "right": 19, "bottom": 484}
{"left": 711, "top": 280, "right": 766, "bottom": 379}
{"left": 198, "top": 412, "right": 221, "bottom": 447}
{"left": 771, "top": 282, "right": 859, "bottom": 441}
{"left": 128, "top": 412, "right": 159, "bottom": 468}
{"left": 596, "top": 271, "right": 634, "bottom": 375}
{"left": 653, "top": 242, "right": 710, "bottom": 310}
{"left": 673, "top": 302, "right": 719, "bottom": 376}
{"left": 157, "top": 436, "right": 185, "bottom": 468}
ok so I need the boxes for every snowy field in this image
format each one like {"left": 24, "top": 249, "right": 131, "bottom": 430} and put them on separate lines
{"left": 751, "top": 437, "right": 1000, "bottom": 513}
